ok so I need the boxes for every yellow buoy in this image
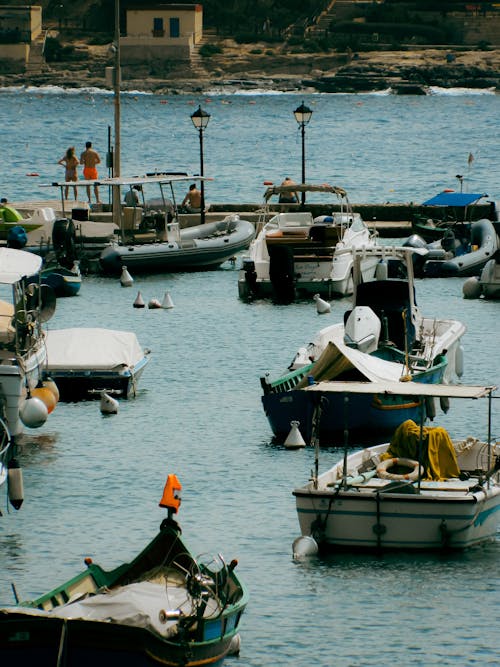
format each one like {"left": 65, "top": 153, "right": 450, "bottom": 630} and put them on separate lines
{"left": 31, "top": 387, "right": 57, "bottom": 414}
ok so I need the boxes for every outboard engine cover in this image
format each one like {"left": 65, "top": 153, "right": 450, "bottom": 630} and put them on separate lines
{"left": 344, "top": 306, "right": 381, "bottom": 353}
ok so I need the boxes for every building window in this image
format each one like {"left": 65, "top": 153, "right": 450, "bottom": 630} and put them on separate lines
{"left": 152, "top": 17, "right": 164, "bottom": 37}
{"left": 169, "top": 17, "right": 180, "bottom": 38}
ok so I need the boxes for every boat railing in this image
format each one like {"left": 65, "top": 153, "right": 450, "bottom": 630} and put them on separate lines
{"left": 261, "top": 364, "right": 312, "bottom": 395}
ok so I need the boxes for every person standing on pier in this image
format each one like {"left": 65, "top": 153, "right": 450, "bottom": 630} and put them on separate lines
{"left": 80, "top": 141, "right": 101, "bottom": 204}
{"left": 58, "top": 146, "right": 79, "bottom": 200}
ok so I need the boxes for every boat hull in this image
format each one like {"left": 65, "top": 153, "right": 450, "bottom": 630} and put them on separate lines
{"left": 0, "top": 613, "right": 239, "bottom": 666}
{"left": 294, "top": 485, "right": 500, "bottom": 550}
{"left": 100, "top": 219, "right": 255, "bottom": 275}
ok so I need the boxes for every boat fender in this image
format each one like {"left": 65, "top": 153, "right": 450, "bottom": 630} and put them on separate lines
{"left": 6, "top": 225, "right": 27, "bottom": 249}
{"left": 376, "top": 457, "right": 423, "bottom": 481}
{"left": 440, "top": 396, "right": 450, "bottom": 414}
{"left": 375, "top": 259, "right": 388, "bottom": 280}
{"left": 455, "top": 344, "right": 464, "bottom": 378}
{"left": 7, "top": 458, "right": 24, "bottom": 510}
{"left": 425, "top": 395, "right": 436, "bottom": 421}
{"left": 19, "top": 396, "right": 48, "bottom": 429}
{"left": 462, "top": 276, "right": 482, "bottom": 299}
{"left": 159, "top": 473, "right": 182, "bottom": 512}
{"left": 31, "top": 386, "right": 57, "bottom": 414}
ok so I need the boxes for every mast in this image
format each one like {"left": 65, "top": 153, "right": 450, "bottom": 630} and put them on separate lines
{"left": 112, "top": 0, "right": 121, "bottom": 232}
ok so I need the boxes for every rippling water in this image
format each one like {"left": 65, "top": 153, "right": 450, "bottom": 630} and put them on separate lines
{"left": 0, "top": 88, "right": 499, "bottom": 666}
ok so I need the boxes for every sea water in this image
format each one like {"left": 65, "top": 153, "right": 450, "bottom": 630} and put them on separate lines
{"left": 0, "top": 88, "right": 498, "bottom": 666}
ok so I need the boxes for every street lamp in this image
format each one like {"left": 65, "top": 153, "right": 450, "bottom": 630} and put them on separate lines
{"left": 293, "top": 101, "right": 313, "bottom": 206}
{"left": 190, "top": 105, "right": 211, "bottom": 224}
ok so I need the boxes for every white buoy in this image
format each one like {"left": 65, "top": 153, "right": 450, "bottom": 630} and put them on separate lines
{"left": 7, "top": 458, "right": 24, "bottom": 510}
{"left": 148, "top": 298, "right": 162, "bottom": 309}
{"left": 284, "top": 421, "right": 306, "bottom": 449}
{"left": 120, "top": 266, "right": 134, "bottom": 287}
{"left": 133, "top": 291, "right": 145, "bottom": 308}
{"left": 227, "top": 634, "right": 241, "bottom": 656}
{"left": 100, "top": 391, "right": 119, "bottom": 415}
{"left": 161, "top": 291, "right": 174, "bottom": 309}
{"left": 313, "top": 293, "right": 331, "bottom": 314}
{"left": 292, "top": 535, "right": 319, "bottom": 558}
{"left": 462, "top": 276, "right": 482, "bottom": 299}
{"left": 19, "top": 397, "right": 48, "bottom": 429}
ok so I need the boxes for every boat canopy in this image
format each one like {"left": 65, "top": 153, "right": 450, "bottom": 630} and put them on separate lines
{"left": 303, "top": 380, "right": 496, "bottom": 399}
{"left": 0, "top": 247, "right": 42, "bottom": 284}
{"left": 43, "top": 173, "right": 213, "bottom": 189}
{"left": 422, "top": 192, "right": 488, "bottom": 207}
{"left": 264, "top": 183, "right": 347, "bottom": 202}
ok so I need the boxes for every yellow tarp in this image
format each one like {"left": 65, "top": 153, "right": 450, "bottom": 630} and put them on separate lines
{"left": 381, "top": 419, "right": 461, "bottom": 481}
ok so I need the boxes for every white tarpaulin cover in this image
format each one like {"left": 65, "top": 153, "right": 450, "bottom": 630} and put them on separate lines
{"left": 45, "top": 328, "right": 146, "bottom": 370}
{"left": 1, "top": 581, "right": 220, "bottom": 638}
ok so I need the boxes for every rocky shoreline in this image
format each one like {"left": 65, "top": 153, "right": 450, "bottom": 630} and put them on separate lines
{"left": 1, "top": 45, "right": 498, "bottom": 94}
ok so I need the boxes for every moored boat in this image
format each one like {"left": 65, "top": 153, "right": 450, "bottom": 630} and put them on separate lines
{"left": 43, "top": 328, "right": 150, "bottom": 400}
{"left": 261, "top": 246, "right": 466, "bottom": 444}
{"left": 292, "top": 382, "right": 499, "bottom": 552}
{"left": 0, "top": 473, "right": 249, "bottom": 665}
{"left": 238, "top": 183, "right": 379, "bottom": 302}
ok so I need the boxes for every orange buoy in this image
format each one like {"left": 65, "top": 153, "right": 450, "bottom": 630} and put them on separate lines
{"left": 159, "top": 473, "right": 182, "bottom": 512}
{"left": 43, "top": 378, "right": 60, "bottom": 403}
{"left": 31, "top": 387, "right": 57, "bottom": 414}
{"left": 443, "top": 188, "right": 455, "bottom": 193}
{"left": 26, "top": 172, "right": 40, "bottom": 177}
{"left": 263, "top": 180, "right": 274, "bottom": 186}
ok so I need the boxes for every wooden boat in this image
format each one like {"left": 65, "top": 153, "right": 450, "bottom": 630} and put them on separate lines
{"left": 43, "top": 328, "right": 150, "bottom": 400}
{"left": 261, "top": 246, "right": 466, "bottom": 444}
{"left": 29, "top": 260, "right": 81, "bottom": 298}
{"left": 238, "top": 183, "right": 379, "bottom": 303}
{"left": 292, "top": 382, "right": 499, "bottom": 552}
{"left": 0, "top": 474, "right": 249, "bottom": 665}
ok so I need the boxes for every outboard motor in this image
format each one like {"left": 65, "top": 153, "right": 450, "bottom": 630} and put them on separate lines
{"left": 269, "top": 245, "right": 295, "bottom": 304}
{"left": 344, "top": 306, "right": 381, "bottom": 353}
{"left": 52, "top": 218, "right": 78, "bottom": 268}
{"left": 403, "top": 234, "right": 428, "bottom": 277}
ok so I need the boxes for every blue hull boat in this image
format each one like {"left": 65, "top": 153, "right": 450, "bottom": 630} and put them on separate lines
{"left": 260, "top": 247, "right": 466, "bottom": 445}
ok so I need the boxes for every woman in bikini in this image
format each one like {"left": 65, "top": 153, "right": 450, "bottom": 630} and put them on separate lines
{"left": 58, "top": 146, "right": 79, "bottom": 200}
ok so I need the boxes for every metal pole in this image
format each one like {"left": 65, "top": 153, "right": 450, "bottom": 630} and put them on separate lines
{"left": 112, "top": 0, "right": 122, "bottom": 235}
{"left": 199, "top": 128, "right": 205, "bottom": 225}
{"left": 301, "top": 122, "right": 306, "bottom": 206}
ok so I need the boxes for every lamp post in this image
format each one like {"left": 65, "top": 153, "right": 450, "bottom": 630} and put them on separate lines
{"left": 293, "top": 101, "right": 313, "bottom": 206}
{"left": 190, "top": 105, "right": 211, "bottom": 224}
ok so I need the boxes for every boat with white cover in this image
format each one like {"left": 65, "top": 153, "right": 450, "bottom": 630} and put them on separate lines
{"left": 238, "top": 183, "right": 379, "bottom": 302}
{"left": 43, "top": 328, "right": 150, "bottom": 400}
{"left": 293, "top": 382, "right": 499, "bottom": 552}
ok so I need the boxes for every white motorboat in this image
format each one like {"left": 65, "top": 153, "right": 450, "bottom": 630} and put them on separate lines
{"left": 238, "top": 183, "right": 379, "bottom": 302}
{"left": 261, "top": 246, "right": 466, "bottom": 443}
{"left": 0, "top": 247, "right": 56, "bottom": 439}
{"left": 293, "top": 382, "right": 499, "bottom": 552}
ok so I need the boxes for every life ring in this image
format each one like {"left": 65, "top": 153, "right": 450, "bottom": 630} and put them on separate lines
{"left": 376, "top": 457, "right": 422, "bottom": 481}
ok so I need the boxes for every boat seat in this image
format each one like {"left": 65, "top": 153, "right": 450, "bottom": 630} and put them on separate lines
{"left": 0, "top": 300, "right": 15, "bottom": 345}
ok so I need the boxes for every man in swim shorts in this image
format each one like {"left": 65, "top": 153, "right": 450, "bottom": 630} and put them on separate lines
{"left": 80, "top": 141, "right": 101, "bottom": 204}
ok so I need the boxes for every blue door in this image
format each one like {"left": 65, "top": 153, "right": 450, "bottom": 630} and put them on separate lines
{"left": 170, "top": 17, "right": 180, "bottom": 38}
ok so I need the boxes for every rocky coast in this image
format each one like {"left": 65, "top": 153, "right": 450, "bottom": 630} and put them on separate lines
{"left": 0, "top": 39, "right": 499, "bottom": 94}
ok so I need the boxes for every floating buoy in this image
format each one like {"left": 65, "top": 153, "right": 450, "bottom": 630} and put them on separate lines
{"left": 313, "top": 293, "right": 331, "bottom": 314}
{"left": 284, "top": 421, "right": 306, "bottom": 449}
{"left": 120, "top": 266, "right": 134, "bottom": 287}
{"left": 462, "top": 276, "right": 482, "bottom": 299}
{"left": 100, "top": 391, "right": 119, "bottom": 415}
{"left": 42, "top": 378, "right": 60, "bottom": 403}
{"left": 133, "top": 291, "right": 145, "bottom": 308}
{"left": 161, "top": 291, "right": 174, "bottom": 309}
{"left": 292, "top": 535, "right": 319, "bottom": 558}
{"left": 26, "top": 172, "right": 39, "bottom": 177}
{"left": 31, "top": 387, "right": 57, "bottom": 414}
{"left": 148, "top": 298, "right": 162, "bottom": 309}
{"left": 19, "top": 397, "right": 48, "bottom": 429}
{"left": 7, "top": 458, "right": 24, "bottom": 510}
{"left": 263, "top": 180, "right": 274, "bottom": 185}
